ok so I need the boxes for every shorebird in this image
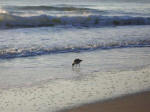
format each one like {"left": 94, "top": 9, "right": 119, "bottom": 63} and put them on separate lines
{"left": 72, "top": 58, "right": 82, "bottom": 67}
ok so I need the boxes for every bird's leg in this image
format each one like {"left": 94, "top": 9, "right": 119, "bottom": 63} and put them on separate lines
{"left": 75, "top": 64, "right": 77, "bottom": 67}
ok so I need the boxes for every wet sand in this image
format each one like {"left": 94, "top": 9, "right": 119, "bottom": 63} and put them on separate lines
{"left": 0, "top": 64, "right": 150, "bottom": 112}
{"left": 65, "top": 91, "right": 150, "bottom": 112}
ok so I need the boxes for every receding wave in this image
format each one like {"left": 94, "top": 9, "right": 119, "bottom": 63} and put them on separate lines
{"left": 0, "top": 39, "right": 150, "bottom": 59}
{"left": 0, "top": 14, "right": 150, "bottom": 29}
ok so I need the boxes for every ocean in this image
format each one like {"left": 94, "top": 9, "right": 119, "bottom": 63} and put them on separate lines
{"left": 0, "top": 0, "right": 150, "bottom": 112}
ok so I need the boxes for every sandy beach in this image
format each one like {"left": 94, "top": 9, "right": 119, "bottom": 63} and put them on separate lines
{"left": 65, "top": 91, "right": 150, "bottom": 112}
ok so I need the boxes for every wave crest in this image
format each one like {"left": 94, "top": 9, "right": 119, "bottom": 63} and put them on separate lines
{"left": 13, "top": 5, "right": 92, "bottom": 11}
{"left": 0, "top": 14, "right": 150, "bottom": 28}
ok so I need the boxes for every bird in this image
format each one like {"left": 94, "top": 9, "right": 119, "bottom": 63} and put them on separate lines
{"left": 72, "top": 58, "right": 82, "bottom": 67}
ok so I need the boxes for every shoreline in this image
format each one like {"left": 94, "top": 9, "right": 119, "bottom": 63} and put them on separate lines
{"left": 0, "top": 64, "right": 150, "bottom": 112}
{"left": 62, "top": 91, "right": 150, "bottom": 112}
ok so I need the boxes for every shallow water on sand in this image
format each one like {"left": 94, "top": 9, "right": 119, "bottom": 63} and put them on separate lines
{"left": 0, "top": 47, "right": 150, "bottom": 89}
{"left": 0, "top": 48, "right": 150, "bottom": 112}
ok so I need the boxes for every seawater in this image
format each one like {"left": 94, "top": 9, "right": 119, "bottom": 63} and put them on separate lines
{"left": 0, "top": 0, "right": 150, "bottom": 112}
{"left": 0, "top": 25, "right": 150, "bottom": 88}
{"left": 0, "top": 47, "right": 150, "bottom": 112}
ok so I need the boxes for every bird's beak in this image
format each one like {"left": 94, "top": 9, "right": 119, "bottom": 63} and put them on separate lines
{"left": 72, "top": 63, "right": 75, "bottom": 66}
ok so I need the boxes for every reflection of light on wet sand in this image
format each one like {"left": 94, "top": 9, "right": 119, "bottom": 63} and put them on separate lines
{"left": 0, "top": 66, "right": 150, "bottom": 112}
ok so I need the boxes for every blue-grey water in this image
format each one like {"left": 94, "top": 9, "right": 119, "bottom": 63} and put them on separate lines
{"left": 0, "top": 0, "right": 150, "bottom": 112}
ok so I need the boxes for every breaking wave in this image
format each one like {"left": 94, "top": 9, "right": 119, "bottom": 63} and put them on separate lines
{"left": 0, "top": 13, "right": 150, "bottom": 29}
{"left": 11, "top": 5, "right": 95, "bottom": 11}
{"left": 0, "top": 39, "right": 150, "bottom": 59}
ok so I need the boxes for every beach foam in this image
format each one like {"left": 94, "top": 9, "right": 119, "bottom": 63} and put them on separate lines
{"left": 0, "top": 25, "right": 150, "bottom": 59}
